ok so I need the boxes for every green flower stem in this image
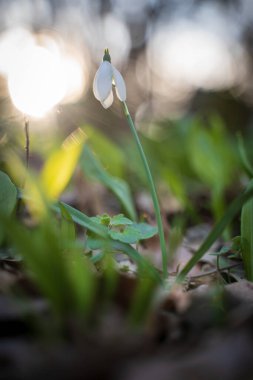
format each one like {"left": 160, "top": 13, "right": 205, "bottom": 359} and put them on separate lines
{"left": 122, "top": 101, "right": 168, "bottom": 279}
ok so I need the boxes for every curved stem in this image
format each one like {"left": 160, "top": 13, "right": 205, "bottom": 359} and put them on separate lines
{"left": 122, "top": 101, "right": 168, "bottom": 279}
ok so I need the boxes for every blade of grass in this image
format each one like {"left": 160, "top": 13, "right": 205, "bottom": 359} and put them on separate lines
{"left": 128, "top": 277, "right": 157, "bottom": 326}
{"left": 6, "top": 218, "right": 72, "bottom": 313}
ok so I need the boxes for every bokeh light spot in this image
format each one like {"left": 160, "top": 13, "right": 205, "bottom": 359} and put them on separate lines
{"left": 8, "top": 45, "right": 66, "bottom": 118}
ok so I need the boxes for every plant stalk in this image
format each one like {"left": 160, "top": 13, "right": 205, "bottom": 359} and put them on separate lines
{"left": 122, "top": 101, "right": 168, "bottom": 279}
{"left": 24, "top": 116, "right": 30, "bottom": 168}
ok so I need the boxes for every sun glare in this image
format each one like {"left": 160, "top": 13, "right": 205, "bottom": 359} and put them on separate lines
{"left": 0, "top": 28, "right": 86, "bottom": 118}
{"left": 8, "top": 45, "right": 66, "bottom": 118}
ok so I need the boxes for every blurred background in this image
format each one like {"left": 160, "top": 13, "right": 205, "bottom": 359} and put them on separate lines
{"left": 1, "top": 0, "right": 253, "bottom": 232}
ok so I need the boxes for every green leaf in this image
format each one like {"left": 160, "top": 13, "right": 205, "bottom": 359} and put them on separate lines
{"left": 86, "top": 236, "right": 107, "bottom": 250}
{"left": 110, "top": 214, "right": 133, "bottom": 226}
{"left": 90, "top": 214, "right": 111, "bottom": 226}
{"left": 187, "top": 116, "right": 235, "bottom": 190}
{"left": 41, "top": 129, "right": 86, "bottom": 199}
{"left": 14, "top": 193, "right": 160, "bottom": 282}
{"left": 52, "top": 202, "right": 108, "bottom": 238}
{"left": 51, "top": 202, "right": 160, "bottom": 282}
{"left": 132, "top": 223, "right": 158, "bottom": 239}
{"left": 0, "top": 171, "right": 17, "bottom": 245}
{"left": 59, "top": 203, "right": 76, "bottom": 245}
{"left": 82, "top": 125, "right": 125, "bottom": 177}
{"left": 80, "top": 146, "right": 137, "bottom": 221}
{"left": 109, "top": 226, "right": 141, "bottom": 244}
{"left": 4, "top": 213, "right": 97, "bottom": 318}
{"left": 90, "top": 213, "right": 133, "bottom": 227}
{"left": 89, "top": 212, "right": 157, "bottom": 244}
{"left": 237, "top": 133, "right": 253, "bottom": 178}
{"left": 109, "top": 223, "right": 158, "bottom": 244}
{"left": 161, "top": 168, "right": 188, "bottom": 207}
{"left": 0, "top": 171, "right": 17, "bottom": 216}
{"left": 241, "top": 179, "right": 253, "bottom": 280}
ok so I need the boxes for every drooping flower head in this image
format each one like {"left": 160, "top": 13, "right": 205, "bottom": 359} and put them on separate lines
{"left": 93, "top": 49, "right": 126, "bottom": 108}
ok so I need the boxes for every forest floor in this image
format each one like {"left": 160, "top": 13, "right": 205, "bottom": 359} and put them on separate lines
{"left": 1, "top": 188, "right": 253, "bottom": 380}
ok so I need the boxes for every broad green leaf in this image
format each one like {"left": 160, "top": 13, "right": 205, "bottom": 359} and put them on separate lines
{"left": 109, "top": 223, "right": 157, "bottom": 244}
{"left": 241, "top": 179, "right": 253, "bottom": 280}
{"left": 90, "top": 214, "right": 133, "bottom": 227}
{"left": 89, "top": 212, "right": 157, "bottom": 244}
{"left": 90, "top": 214, "right": 111, "bottom": 226}
{"left": 82, "top": 125, "right": 125, "bottom": 177}
{"left": 80, "top": 145, "right": 137, "bottom": 221}
{"left": 132, "top": 223, "right": 158, "bottom": 239}
{"left": 187, "top": 116, "right": 237, "bottom": 224}
{"left": 0, "top": 171, "right": 17, "bottom": 216}
{"left": 237, "top": 133, "right": 253, "bottom": 178}
{"left": 161, "top": 168, "right": 188, "bottom": 207}
{"left": 41, "top": 129, "right": 86, "bottom": 199}
{"left": 177, "top": 184, "right": 253, "bottom": 282}
{"left": 109, "top": 226, "right": 140, "bottom": 244}
{"left": 188, "top": 117, "right": 235, "bottom": 190}
{"left": 86, "top": 236, "right": 107, "bottom": 250}
{"left": 110, "top": 214, "right": 133, "bottom": 226}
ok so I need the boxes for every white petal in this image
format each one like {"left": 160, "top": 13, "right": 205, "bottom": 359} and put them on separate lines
{"left": 112, "top": 66, "right": 126, "bottom": 101}
{"left": 93, "top": 61, "right": 113, "bottom": 101}
{"left": 101, "top": 90, "right": 113, "bottom": 109}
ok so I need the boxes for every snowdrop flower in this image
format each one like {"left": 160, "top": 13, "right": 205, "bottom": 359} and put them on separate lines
{"left": 93, "top": 49, "right": 126, "bottom": 108}
{"left": 93, "top": 50, "right": 167, "bottom": 278}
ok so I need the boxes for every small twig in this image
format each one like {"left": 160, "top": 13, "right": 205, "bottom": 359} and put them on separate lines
{"left": 216, "top": 253, "right": 221, "bottom": 277}
{"left": 188, "top": 262, "right": 241, "bottom": 280}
